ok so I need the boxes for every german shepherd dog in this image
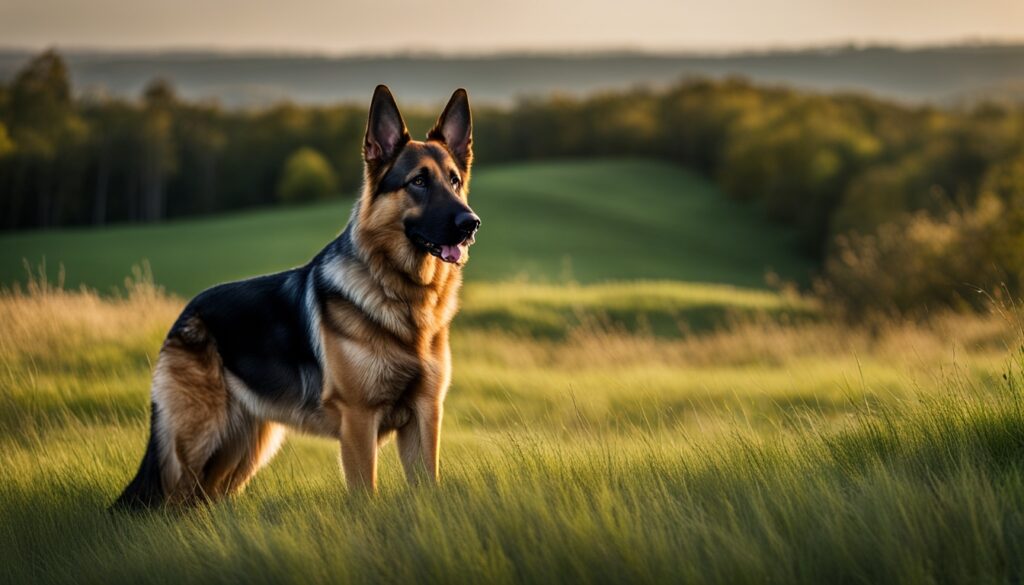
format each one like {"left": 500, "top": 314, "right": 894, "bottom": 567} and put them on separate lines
{"left": 114, "top": 86, "right": 479, "bottom": 508}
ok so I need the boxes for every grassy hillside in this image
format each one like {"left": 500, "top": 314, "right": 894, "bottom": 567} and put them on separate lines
{"left": 0, "top": 159, "right": 812, "bottom": 297}
{"left": 1, "top": 279, "right": 1021, "bottom": 584}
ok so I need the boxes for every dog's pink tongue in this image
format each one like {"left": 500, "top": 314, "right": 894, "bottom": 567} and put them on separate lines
{"left": 440, "top": 244, "right": 462, "bottom": 263}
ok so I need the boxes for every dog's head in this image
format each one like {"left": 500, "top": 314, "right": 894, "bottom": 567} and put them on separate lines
{"left": 356, "top": 85, "right": 479, "bottom": 279}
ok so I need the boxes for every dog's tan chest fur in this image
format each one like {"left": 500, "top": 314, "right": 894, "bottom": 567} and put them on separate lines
{"left": 318, "top": 264, "right": 458, "bottom": 430}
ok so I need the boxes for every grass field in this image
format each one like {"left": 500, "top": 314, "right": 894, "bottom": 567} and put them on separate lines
{"left": 2, "top": 279, "right": 1023, "bottom": 584}
{"left": 2, "top": 159, "right": 1023, "bottom": 583}
{"left": 0, "top": 159, "right": 813, "bottom": 297}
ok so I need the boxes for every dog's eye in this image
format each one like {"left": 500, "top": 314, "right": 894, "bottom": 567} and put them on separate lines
{"left": 410, "top": 176, "right": 426, "bottom": 188}
{"left": 450, "top": 175, "right": 461, "bottom": 189}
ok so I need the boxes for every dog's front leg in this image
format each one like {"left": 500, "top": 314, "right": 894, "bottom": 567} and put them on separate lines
{"left": 339, "top": 404, "right": 381, "bottom": 493}
{"left": 397, "top": 398, "right": 443, "bottom": 485}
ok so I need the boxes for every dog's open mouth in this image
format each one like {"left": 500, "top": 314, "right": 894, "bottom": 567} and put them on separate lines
{"left": 411, "top": 233, "right": 475, "bottom": 264}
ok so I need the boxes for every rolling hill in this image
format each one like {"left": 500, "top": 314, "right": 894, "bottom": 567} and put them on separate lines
{"left": 0, "top": 159, "right": 813, "bottom": 297}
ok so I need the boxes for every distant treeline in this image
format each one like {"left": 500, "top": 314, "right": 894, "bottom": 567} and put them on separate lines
{"left": 2, "top": 50, "right": 1023, "bottom": 315}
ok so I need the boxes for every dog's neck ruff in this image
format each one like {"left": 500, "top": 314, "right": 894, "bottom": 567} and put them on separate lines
{"left": 349, "top": 208, "right": 455, "bottom": 288}
{"left": 318, "top": 217, "right": 461, "bottom": 343}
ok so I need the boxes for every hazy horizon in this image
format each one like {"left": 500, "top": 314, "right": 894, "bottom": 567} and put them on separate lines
{"left": 2, "top": 0, "right": 1023, "bottom": 55}
{"left": 4, "top": 38, "right": 1024, "bottom": 58}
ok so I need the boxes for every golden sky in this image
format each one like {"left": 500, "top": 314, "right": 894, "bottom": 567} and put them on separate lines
{"left": 2, "top": 0, "right": 1023, "bottom": 52}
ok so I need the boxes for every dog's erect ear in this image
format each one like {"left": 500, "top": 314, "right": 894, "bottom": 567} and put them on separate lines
{"left": 364, "top": 85, "right": 410, "bottom": 164}
{"left": 428, "top": 88, "right": 473, "bottom": 169}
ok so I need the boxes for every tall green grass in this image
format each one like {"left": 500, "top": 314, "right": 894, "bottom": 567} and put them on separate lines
{"left": 1, "top": 278, "right": 1021, "bottom": 584}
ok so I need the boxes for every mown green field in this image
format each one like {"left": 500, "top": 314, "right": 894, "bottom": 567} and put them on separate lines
{"left": 2, "top": 159, "right": 1023, "bottom": 583}
{"left": 0, "top": 159, "right": 812, "bottom": 296}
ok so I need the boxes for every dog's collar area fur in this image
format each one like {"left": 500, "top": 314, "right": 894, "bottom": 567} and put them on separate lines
{"left": 316, "top": 224, "right": 462, "bottom": 343}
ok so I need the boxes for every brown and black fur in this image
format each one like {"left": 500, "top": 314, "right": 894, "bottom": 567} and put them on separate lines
{"left": 114, "top": 85, "right": 479, "bottom": 508}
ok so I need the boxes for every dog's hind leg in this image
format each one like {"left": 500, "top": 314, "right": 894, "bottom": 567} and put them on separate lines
{"left": 149, "top": 318, "right": 234, "bottom": 506}
{"left": 202, "top": 418, "right": 287, "bottom": 499}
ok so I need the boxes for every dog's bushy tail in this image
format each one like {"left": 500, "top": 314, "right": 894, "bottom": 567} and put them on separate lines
{"left": 111, "top": 404, "right": 166, "bottom": 511}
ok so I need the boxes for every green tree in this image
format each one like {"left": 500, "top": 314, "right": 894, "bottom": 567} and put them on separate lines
{"left": 4, "top": 49, "right": 87, "bottom": 228}
{"left": 139, "top": 79, "right": 178, "bottom": 222}
{"left": 0, "top": 123, "right": 13, "bottom": 158}
{"left": 276, "top": 147, "right": 338, "bottom": 204}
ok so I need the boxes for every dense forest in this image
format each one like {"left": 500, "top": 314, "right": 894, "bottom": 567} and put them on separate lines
{"left": 2, "top": 50, "right": 1023, "bottom": 315}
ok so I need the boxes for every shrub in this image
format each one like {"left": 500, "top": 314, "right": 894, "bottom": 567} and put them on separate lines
{"left": 275, "top": 147, "right": 338, "bottom": 204}
{"left": 820, "top": 193, "right": 1024, "bottom": 318}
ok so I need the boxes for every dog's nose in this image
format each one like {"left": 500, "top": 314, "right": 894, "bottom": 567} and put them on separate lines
{"left": 455, "top": 211, "right": 481, "bottom": 235}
